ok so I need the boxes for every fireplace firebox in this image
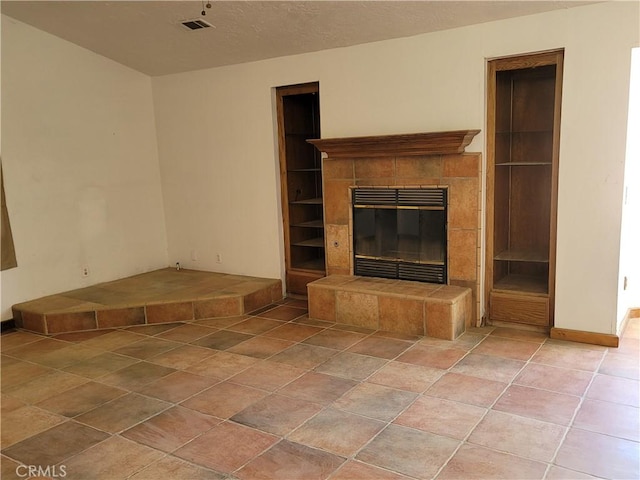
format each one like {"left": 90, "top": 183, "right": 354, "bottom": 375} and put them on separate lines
{"left": 352, "top": 187, "right": 447, "bottom": 284}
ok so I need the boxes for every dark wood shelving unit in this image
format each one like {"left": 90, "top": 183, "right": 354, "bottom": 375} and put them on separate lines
{"left": 486, "top": 50, "right": 563, "bottom": 327}
{"left": 276, "top": 82, "right": 325, "bottom": 294}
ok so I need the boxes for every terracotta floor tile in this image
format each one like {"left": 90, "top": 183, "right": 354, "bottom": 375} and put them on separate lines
{"left": 0, "top": 454, "right": 22, "bottom": 480}
{"left": 489, "top": 327, "right": 548, "bottom": 343}
{"left": 236, "top": 440, "right": 345, "bottom": 480}
{"left": 426, "top": 372, "right": 508, "bottom": 407}
{"left": 303, "top": 328, "right": 367, "bottom": 350}
{"left": 544, "top": 465, "right": 598, "bottom": 479}
{"left": 598, "top": 351, "right": 640, "bottom": 380}
{"left": 1, "top": 360, "right": 53, "bottom": 390}
{"left": 257, "top": 305, "right": 308, "bottom": 321}
{"left": 226, "top": 317, "right": 284, "bottom": 335}
{"left": 436, "top": 444, "right": 547, "bottom": 479}
{"left": 155, "top": 323, "right": 218, "bottom": 343}
{"left": 586, "top": 373, "right": 639, "bottom": 406}
{"left": 573, "top": 398, "right": 639, "bottom": 441}
{"left": 129, "top": 455, "right": 227, "bottom": 480}
{"left": 3, "top": 337, "right": 71, "bottom": 362}
{"left": 397, "top": 345, "right": 467, "bottom": 370}
{"left": 1, "top": 331, "right": 48, "bottom": 350}
{"left": 333, "top": 382, "right": 417, "bottom": 422}
{"left": 278, "top": 372, "right": 357, "bottom": 405}
{"left": 61, "top": 435, "right": 165, "bottom": 479}
{"left": 113, "top": 337, "right": 181, "bottom": 360}
{"left": 122, "top": 405, "right": 220, "bottom": 452}
{"left": 472, "top": 336, "right": 541, "bottom": 361}
{"left": 356, "top": 424, "right": 459, "bottom": 479}
{"left": 555, "top": 428, "right": 640, "bottom": 479}
{"left": 0, "top": 395, "right": 25, "bottom": 415}
{"left": 36, "top": 381, "right": 127, "bottom": 417}
{"left": 136, "top": 370, "right": 218, "bottom": 403}
{"left": 2, "top": 420, "right": 109, "bottom": 466}
{"left": 468, "top": 410, "right": 566, "bottom": 462}
{"left": 4, "top": 370, "right": 89, "bottom": 404}
{"left": 1, "top": 406, "right": 65, "bottom": 449}
{"left": 450, "top": 353, "right": 525, "bottom": 383}
{"left": 395, "top": 396, "right": 485, "bottom": 440}
{"left": 289, "top": 408, "right": 386, "bottom": 456}
{"left": 98, "top": 361, "right": 176, "bottom": 389}
{"left": 125, "top": 323, "right": 182, "bottom": 336}
{"left": 494, "top": 385, "right": 581, "bottom": 426}
{"left": 332, "top": 460, "right": 412, "bottom": 480}
{"left": 227, "top": 336, "right": 294, "bottom": 359}
{"left": 281, "top": 298, "right": 309, "bottom": 309}
{"left": 53, "top": 329, "right": 112, "bottom": 343}
{"left": 263, "top": 323, "right": 325, "bottom": 342}
{"left": 514, "top": 363, "right": 593, "bottom": 396}
{"left": 185, "top": 351, "right": 257, "bottom": 379}
{"left": 181, "top": 380, "right": 266, "bottom": 418}
{"left": 617, "top": 337, "right": 640, "bottom": 357}
{"left": 192, "top": 315, "right": 248, "bottom": 329}
{"left": 531, "top": 344, "right": 605, "bottom": 372}
{"left": 80, "top": 330, "right": 147, "bottom": 351}
{"left": 270, "top": 343, "right": 338, "bottom": 369}
{"left": 368, "top": 361, "right": 445, "bottom": 393}
{"left": 173, "top": 421, "right": 278, "bottom": 472}
{"left": 191, "top": 330, "right": 253, "bottom": 350}
{"left": 61, "top": 351, "right": 139, "bottom": 378}
{"left": 230, "top": 361, "right": 305, "bottom": 391}
{"left": 347, "top": 336, "right": 413, "bottom": 359}
{"left": 315, "top": 351, "right": 388, "bottom": 381}
{"left": 75, "top": 393, "right": 170, "bottom": 433}
{"left": 231, "top": 393, "right": 322, "bottom": 435}
{"left": 147, "top": 344, "right": 216, "bottom": 369}
{"left": 29, "top": 343, "right": 102, "bottom": 369}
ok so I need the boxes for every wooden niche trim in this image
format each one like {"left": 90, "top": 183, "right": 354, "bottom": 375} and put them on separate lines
{"left": 307, "top": 129, "right": 480, "bottom": 158}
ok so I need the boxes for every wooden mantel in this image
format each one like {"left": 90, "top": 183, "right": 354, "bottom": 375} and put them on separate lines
{"left": 307, "top": 129, "right": 480, "bottom": 158}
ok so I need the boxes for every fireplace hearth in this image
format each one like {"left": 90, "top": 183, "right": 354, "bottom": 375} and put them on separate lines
{"left": 307, "top": 129, "right": 483, "bottom": 328}
{"left": 353, "top": 187, "right": 447, "bottom": 284}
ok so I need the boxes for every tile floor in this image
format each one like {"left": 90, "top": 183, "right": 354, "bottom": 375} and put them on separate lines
{"left": 1, "top": 299, "right": 638, "bottom": 480}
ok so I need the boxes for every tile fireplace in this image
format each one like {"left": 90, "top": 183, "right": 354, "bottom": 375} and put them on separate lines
{"left": 307, "top": 130, "right": 483, "bottom": 333}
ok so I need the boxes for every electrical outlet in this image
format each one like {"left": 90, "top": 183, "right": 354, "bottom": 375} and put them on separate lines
{"left": 191, "top": 249, "right": 198, "bottom": 261}
{"left": 216, "top": 253, "right": 222, "bottom": 264}
{"left": 82, "top": 266, "right": 90, "bottom": 277}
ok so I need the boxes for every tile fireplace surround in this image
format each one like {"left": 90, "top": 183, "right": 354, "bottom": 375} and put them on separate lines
{"left": 307, "top": 130, "right": 482, "bottom": 337}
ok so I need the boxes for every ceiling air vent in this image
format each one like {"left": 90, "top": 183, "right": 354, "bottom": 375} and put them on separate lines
{"left": 181, "top": 18, "right": 213, "bottom": 31}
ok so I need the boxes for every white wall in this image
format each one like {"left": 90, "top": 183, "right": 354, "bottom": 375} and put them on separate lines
{"left": 153, "top": 1, "right": 639, "bottom": 335}
{"left": 0, "top": 16, "right": 169, "bottom": 320}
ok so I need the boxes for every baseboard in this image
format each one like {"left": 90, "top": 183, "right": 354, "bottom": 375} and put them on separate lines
{"left": 550, "top": 327, "right": 619, "bottom": 348}
{"left": 1, "top": 318, "right": 16, "bottom": 333}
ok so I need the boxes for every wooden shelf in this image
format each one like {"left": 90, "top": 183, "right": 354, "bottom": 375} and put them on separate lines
{"left": 493, "top": 274, "right": 548, "bottom": 295}
{"left": 486, "top": 50, "right": 563, "bottom": 327}
{"left": 291, "top": 258, "right": 326, "bottom": 272}
{"left": 278, "top": 82, "right": 325, "bottom": 295}
{"left": 496, "top": 162, "right": 552, "bottom": 166}
{"left": 494, "top": 249, "right": 549, "bottom": 263}
{"left": 292, "top": 237, "right": 325, "bottom": 248}
{"left": 292, "top": 220, "right": 324, "bottom": 228}
{"left": 291, "top": 197, "right": 323, "bottom": 205}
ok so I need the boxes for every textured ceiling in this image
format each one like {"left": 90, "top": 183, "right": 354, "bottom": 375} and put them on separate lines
{"left": 2, "top": 1, "right": 595, "bottom": 76}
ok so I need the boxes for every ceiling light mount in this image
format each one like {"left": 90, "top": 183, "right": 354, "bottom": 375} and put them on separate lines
{"left": 201, "top": 0, "right": 212, "bottom": 16}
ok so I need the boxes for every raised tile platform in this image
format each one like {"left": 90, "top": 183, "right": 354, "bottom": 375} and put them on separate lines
{"left": 11, "top": 268, "right": 283, "bottom": 335}
{"left": 308, "top": 275, "right": 472, "bottom": 340}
